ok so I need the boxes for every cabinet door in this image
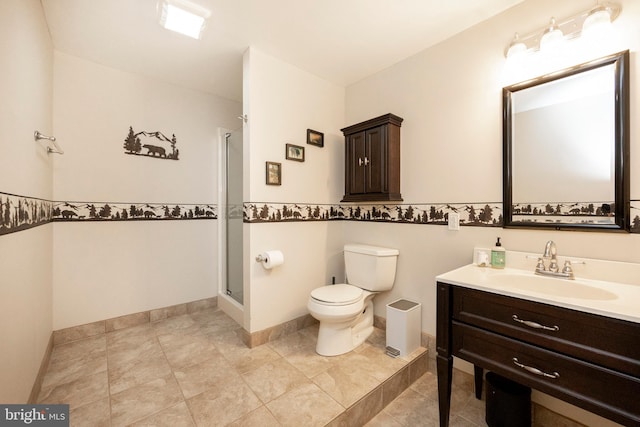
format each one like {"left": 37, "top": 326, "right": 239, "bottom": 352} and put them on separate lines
{"left": 365, "top": 125, "right": 387, "bottom": 194}
{"left": 347, "top": 131, "right": 367, "bottom": 195}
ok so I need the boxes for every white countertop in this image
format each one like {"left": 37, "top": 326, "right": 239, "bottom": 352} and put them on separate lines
{"left": 436, "top": 252, "right": 640, "bottom": 324}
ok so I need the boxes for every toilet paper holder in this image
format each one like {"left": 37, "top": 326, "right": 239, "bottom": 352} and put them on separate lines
{"left": 255, "top": 250, "right": 285, "bottom": 270}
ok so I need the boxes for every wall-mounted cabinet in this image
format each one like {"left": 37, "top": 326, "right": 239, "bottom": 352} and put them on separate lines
{"left": 341, "top": 113, "right": 403, "bottom": 202}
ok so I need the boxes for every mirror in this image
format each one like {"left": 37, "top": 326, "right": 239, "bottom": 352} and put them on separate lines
{"left": 503, "top": 50, "right": 630, "bottom": 231}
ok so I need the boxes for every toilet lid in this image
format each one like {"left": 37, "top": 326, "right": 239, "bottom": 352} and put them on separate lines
{"left": 311, "top": 284, "right": 363, "bottom": 305}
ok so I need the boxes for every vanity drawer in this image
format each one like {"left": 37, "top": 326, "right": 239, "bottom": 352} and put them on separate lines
{"left": 451, "top": 286, "right": 640, "bottom": 377}
{"left": 452, "top": 322, "right": 640, "bottom": 427}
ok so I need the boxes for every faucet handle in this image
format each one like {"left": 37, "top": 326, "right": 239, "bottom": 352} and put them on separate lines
{"left": 562, "top": 260, "right": 573, "bottom": 275}
{"left": 535, "top": 257, "right": 546, "bottom": 271}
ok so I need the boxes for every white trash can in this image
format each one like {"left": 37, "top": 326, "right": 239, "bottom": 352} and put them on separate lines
{"left": 386, "top": 299, "right": 421, "bottom": 357}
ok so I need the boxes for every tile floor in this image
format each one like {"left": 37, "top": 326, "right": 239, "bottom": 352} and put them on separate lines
{"left": 37, "top": 307, "right": 487, "bottom": 426}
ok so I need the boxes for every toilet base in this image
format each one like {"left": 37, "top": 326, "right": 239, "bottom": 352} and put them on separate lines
{"left": 315, "top": 300, "right": 374, "bottom": 356}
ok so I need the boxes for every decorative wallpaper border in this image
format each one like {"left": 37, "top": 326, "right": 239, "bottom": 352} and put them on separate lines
{"left": 512, "top": 201, "right": 614, "bottom": 217}
{"left": 511, "top": 201, "right": 617, "bottom": 226}
{"left": 0, "top": 191, "right": 217, "bottom": 236}
{"left": 2, "top": 191, "right": 640, "bottom": 236}
{"left": 243, "top": 202, "right": 503, "bottom": 226}
{"left": 633, "top": 201, "right": 640, "bottom": 232}
{"left": 0, "top": 192, "right": 53, "bottom": 236}
{"left": 243, "top": 201, "right": 640, "bottom": 232}
{"left": 52, "top": 201, "right": 217, "bottom": 222}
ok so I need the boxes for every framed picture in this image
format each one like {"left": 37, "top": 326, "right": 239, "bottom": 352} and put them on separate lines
{"left": 266, "top": 161, "right": 282, "bottom": 185}
{"left": 285, "top": 144, "right": 305, "bottom": 162}
{"left": 307, "top": 129, "right": 324, "bottom": 147}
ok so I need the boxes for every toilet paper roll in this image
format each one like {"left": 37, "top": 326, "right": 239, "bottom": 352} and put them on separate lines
{"left": 261, "top": 250, "right": 284, "bottom": 270}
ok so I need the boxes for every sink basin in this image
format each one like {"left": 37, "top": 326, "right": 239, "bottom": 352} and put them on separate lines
{"left": 486, "top": 272, "right": 618, "bottom": 300}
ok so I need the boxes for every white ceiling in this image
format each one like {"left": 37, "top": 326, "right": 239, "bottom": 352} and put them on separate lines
{"left": 41, "top": 0, "right": 524, "bottom": 102}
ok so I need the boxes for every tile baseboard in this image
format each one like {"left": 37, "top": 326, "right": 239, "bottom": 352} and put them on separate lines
{"left": 241, "top": 313, "right": 318, "bottom": 348}
{"left": 52, "top": 297, "right": 217, "bottom": 346}
{"left": 28, "top": 332, "right": 54, "bottom": 404}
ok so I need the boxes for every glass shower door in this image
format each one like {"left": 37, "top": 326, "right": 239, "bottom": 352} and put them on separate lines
{"left": 225, "top": 129, "right": 243, "bottom": 304}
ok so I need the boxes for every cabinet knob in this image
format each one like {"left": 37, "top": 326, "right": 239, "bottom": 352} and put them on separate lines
{"left": 358, "top": 157, "right": 363, "bottom": 166}
{"left": 364, "top": 157, "right": 369, "bottom": 166}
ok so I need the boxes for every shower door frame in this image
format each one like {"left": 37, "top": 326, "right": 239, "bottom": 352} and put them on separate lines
{"left": 217, "top": 127, "right": 244, "bottom": 326}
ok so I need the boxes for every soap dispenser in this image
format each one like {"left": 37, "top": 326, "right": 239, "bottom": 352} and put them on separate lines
{"left": 491, "top": 237, "right": 506, "bottom": 269}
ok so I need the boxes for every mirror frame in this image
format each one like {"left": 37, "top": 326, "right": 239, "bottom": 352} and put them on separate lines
{"left": 503, "top": 50, "right": 630, "bottom": 232}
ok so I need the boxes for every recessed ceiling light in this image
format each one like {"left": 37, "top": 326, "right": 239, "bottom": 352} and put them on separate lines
{"left": 159, "top": 0, "right": 211, "bottom": 40}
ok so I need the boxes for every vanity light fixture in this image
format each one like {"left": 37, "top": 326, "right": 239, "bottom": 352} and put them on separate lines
{"left": 539, "top": 18, "right": 565, "bottom": 52}
{"left": 505, "top": 33, "right": 527, "bottom": 59}
{"left": 158, "top": 0, "right": 211, "bottom": 40}
{"left": 503, "top": 1, "right": 621, "bottom": 58}
{"left": 582, "top": 3, "right": 616, "bottom": 37}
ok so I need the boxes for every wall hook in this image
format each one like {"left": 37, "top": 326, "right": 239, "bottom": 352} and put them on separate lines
{"left": 34, "top": 130, "right": 64, "bottom": 154}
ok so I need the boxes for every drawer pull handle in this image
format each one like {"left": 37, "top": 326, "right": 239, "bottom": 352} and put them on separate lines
{"left": 512, "top": 315, "right": 559, "bottom": 331}
{"left": 512, "top": 358, "right": 560, "bottom": 379}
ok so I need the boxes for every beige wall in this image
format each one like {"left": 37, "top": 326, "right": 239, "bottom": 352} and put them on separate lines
{"left": 51, "top": 52, "right": 242, "bottom": 329}
{"left": 346, "top": 0, "right": 640, "bottom": 330}
{"left": 0, "top": 0, "right": 54, "bottom": 403}
{"left": 245, "top": 48, "right": 345, "bottom": 204}
{"left": 3, "top": 2, "right": 639, "bottom": 420}
{"left": 241, "top": 0, "right": 640, "bottom": 340}
{"left": 344, "top": 0, "right": 640, "bottom": 425}
{"left": 244, "top": 47, "right": 346, "bottom": 332}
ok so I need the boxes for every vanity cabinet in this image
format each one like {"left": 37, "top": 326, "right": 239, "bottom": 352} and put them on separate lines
{"left": 436, "top": 282, "right": 640, "bottom": 427}
{"left": 340, "top": 113, "right": 403, "bottom": 202}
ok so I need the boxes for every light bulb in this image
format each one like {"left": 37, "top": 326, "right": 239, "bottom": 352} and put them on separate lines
{"left": 506, "top": 33, "right": 527, "bottom": 58}
{"left": 539, "top": 18, "right": 565, "bottom": 52}
{"left": 582, "top": 6, "right": 612, "bottom": 38}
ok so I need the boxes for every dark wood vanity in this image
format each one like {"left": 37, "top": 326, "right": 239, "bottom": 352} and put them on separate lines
{"left": 436, "top": 281, "right": 640, "bottom": 427}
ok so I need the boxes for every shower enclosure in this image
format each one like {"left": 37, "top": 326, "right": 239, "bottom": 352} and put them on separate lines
{"left": 222, "top": 128, "right": 243, "bottom": 305}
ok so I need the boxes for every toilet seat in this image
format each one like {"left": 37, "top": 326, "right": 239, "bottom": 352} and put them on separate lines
{"left": 310, "top": 284, "right": 363, "bottom": 306}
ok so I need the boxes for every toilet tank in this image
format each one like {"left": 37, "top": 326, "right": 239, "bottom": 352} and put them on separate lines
{"left": 344, "top": 244, "right": 399, "bottom": 291}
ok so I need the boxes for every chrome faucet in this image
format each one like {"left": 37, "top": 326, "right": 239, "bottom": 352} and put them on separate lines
{"left": 543, "top": 240, "right": 558, "bottom": 272}
{"left": 535, "top": 240, "right": 575, "bottom": 279}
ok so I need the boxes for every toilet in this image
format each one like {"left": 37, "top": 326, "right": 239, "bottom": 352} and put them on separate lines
{"left": 307, "top": 244, "right": 399, "bottom": 356}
